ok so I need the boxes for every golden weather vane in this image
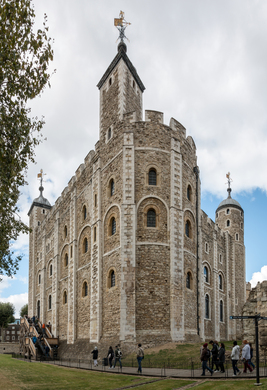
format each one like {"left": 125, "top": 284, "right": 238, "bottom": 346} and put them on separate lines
{"left": 37, "top": 169, "right": 46, "bottom": 189}
{"left": 114, "top": 11, "right": 131, "bottom": 42}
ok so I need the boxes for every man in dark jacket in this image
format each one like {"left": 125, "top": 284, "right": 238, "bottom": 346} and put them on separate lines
{"left": 201, "top": 343, "right": 213, "bottom": 376}
{"left": 91, "top": 347, "right": 98, "bottom": 367}
{"left": 114, "top": 345, "right": 122, "bottom": 369}
{"left": 209, "top": 340, "right": 219, "bottom": 372}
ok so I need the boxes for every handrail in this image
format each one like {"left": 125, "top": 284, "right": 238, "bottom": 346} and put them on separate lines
{"left": 29, "top": 338, "right": 36, "bottom": 357}
{"left": 44, "top": 338, "right": 53, "bottom": 358}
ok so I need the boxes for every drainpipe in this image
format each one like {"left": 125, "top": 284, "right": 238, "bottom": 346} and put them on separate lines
{"left": 193, "top": 166, "right": 200, "bottom": 336}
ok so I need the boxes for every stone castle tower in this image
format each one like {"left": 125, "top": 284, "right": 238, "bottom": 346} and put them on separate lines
{"left": 28, "top": 40, "right": 246, "bottom": 353}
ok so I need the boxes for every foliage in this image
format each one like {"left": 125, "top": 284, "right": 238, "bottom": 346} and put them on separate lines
{"left": 0, "top": 302, "right": 15, "bottom": 328}
{"left": 0, "top": 0, "right": 54, "bottom": 277}
{"left": 20, "top": 303, "right": 28, "bottom": 317}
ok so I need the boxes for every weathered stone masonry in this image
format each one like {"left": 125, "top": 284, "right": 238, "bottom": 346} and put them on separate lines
{"left": 28, "top": 41, "right": 246, "bottom": 354}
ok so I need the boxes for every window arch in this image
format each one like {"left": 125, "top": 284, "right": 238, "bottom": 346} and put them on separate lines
{"left": 148, "top": 169, "right": 157, "bottom": 186}
{"left": 48, "top": 295, "right": 52, "bottom": 310}
{"left": 220, "top": 300, "right": 223, "bottom": 322}
{"left": 147, "top": 209, "right": 156, "bottom": 228}
{"left": 187, "top": 185, "right": 192, "bottom": 201}
{"left": 49, "top": 263, "right": 53, "bottom": 277}
{"left": 63, "top": 290, "right": 67, "bottom": 304}
{"left": 205, "top": 294, "right": 210, "bottom": 319}
{"left": 186, "top": 271, "right": 192, "bottom": 289}
{"left": 83, "top": 205, "right": 87, "bottom": 220}
{"left": 219, "top": 274, "right": 223, "bottom": 290}
{"left": 108, "top": 269, "right": 116, "bottom": 288}
{"left": 185, "top": 220, "right": 192, "bottom": 238}
{"left": 205, "top": 242, "right": 208, "bottom": 253}
{"left": 236, "top": 233, "right": 239, "bottom": 241}
{"left": 82, "top": 281, "right": 88, "bottom": 297}
{"left": 204, "top": 266, "right": 209, "bottom": 283}
{"left": 64, "top": 253, "right": 68, "bottom": 267}
{"left": 83, "top": 237, "right": 88, "bottom": 253}
{"left": 226, "top": 208, "right": 230, "bottom": 215}
{"left": 110, "top": 217, "right": 116, "bottom": 235}
{"left": 227, "top": 220, "right": 230, "bottom": 227}
{"left": 64, "top": 225, "right": 67, "bottom": 238}
{"left": 38, "top": 273, "right": 41, "bottom": 285}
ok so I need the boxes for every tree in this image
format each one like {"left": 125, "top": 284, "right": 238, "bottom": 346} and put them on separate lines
{"left": 20, "top": 303, "right": 28, "bottom": 318}
{"left": 0, "top": 0, "right": 54, "bottom": 277}
{"left": 0, "top": 302, "right": 15, "bottom": 329}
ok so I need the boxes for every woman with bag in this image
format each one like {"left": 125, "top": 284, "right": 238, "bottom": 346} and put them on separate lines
{"left": 107, "top": 346, "right": 114, "bottom": 369}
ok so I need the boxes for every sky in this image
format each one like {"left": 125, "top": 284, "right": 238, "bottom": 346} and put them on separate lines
{"left": 1, "top": 0, "right": 267, "bottom": 317}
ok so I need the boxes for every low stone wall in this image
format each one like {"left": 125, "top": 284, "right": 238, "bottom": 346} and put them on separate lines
{"left": 0, "top": 342, "right": 20, "bottom": 354}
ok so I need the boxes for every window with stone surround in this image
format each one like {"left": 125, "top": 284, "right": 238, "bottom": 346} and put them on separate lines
{"left": 63, "top": 290, "right": 67, "bottom": 304}
{"left": 48, "top": 294, "right": 52, "bottom": 310}
{"left": 147, "top": 209, "right": 156, "bottom": 228}
{"left": 83, "top": 205, "right": 87, "bottom": 220}
{"left": 148, "top": 169, "right": 157, "bottom": 186}
{"left": 186, "top": 271, "right": 192, "bottom": 289}
{"left": 108, "top": 217, "right": 116, "bottom": 236}
{"left": 49, "top": 263, "right": 52, "bottom": 277}
{"left": 204, "top": 266, "right": 209, "bottom": 283}
{"left": 109, "top": 178, "right": 115, "bottom": 197}
{"left": 227, "top": 220, "right": 230, "bottom": 227}
{"left": 185, "top": 220, "right": 192, "bottom": 238}
{"left": 107, "top": 269, "right": 116, "bottom": 288}
{"left": 38, "top": 273, "right": 41, "bottom": 285}
{"left": 95, "top": 194, "right": 97, "bottom": 207}
{"left": 235, "top": 233, "right": 239, "bottom": 241}
{"left": 226, "top": 208, "right": 230, "bottom": 215}
{"left": 205, "top": 242, "right": 209, "bottom": 253}
{"left": 220, "top": 300, "right": 223, "bottom": 322}
{"left": 83, "top": 237, "right": 88, "bottom": 253}
{"left": 64, "top": 225, "right": 67, "bottom": 238}
{"left": 219, "top": 253, "right": 222, "bottom": 264}
{"left": 64, "top": 253, "right": 68, "bottom": 267}
{"left": 187, "top": 185, "right": 192, "bottom": 201}
{"left": 205, "top": 294, "right": 210, "bottom": 319}
{"left": 82, "top": 281, "right": 88, "bottom": 297}
{"left": 219, "top": 274, "right": 223, "bottom": 290}
{"left": 94, "top": 226, "right": 97, "bottom": 242}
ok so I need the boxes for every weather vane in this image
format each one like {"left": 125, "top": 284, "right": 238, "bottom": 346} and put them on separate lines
{"left": 226, "top": 172, "right": 233, "bottom": 198}
{"left": 114, "top": 11, "right": 131, "bottom": 42}
{"left": 37, "top": 169, "right": 46, "bottom": 188}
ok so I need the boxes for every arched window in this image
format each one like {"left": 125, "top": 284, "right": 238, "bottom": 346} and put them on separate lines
{"left": 94, "top": 226, "right": 97, "bottom": 242}
{"left": 82, "top": 281, "right": 88, "bottom": 297}
{"left": 219, "top": 274, "right": 223, "bottom": 290}
{"left": 83, "top": 205, "right": 87, "bottom": 220}
{"left": 108, "top": 269, "right": 116, "bottom": 288}
{"left": 220, "top": 300, "right": 223, "bottom": 322}
{"left": 186, "top": 272, "right": 192, "bottom": 289}
{"left": 65, "top": 253, "right": 68, "bottom": 267}
{"left": 108, "top": 128, "right": 112, "bottom": 140}
{"left": 37, "top": 300, "right": 40, "bottom": 319}
{"left": 38, "top": 274, "right": 41, "bottom": 284}
{"left": 110, "top": 179, "right": 115, "bottom": 196}
{"left": 227, "top": 220, "right": 230, "bottom": 227}
{"left": 204, "top": 266, "right": 209, "bottom": 283}
{"left": 50, "top": 263, "right": 53, "bottom": 276}
{"left": 83, "top": 237, "right": 88, "bottom": 253}
{"left": 187, "top": 185, "right": 192, "bottom": 201}
{"left": 147, "top": 209, "right": 156, "bottom": 227}
{"left": 219, "top": 254, "right": 222, "bottom": 263}
{"left": 64, "top": 225, "right": 67, "bottom": 238}
{"left": 205, "top": 294, "right": 209, "bottom": 319}
{"left": 63, "top": 291, "right": 67, "bottom": 304}
{"left": 185, "top": 220, "right": 192, "bottom": 238}
{"left": 148, "top": 169, "right": 157, "bottom": 185}
{"left": 48, "top": 295, "right": 52, "bottom": 310}
{"left": 205, "top": 242, "right": 208, "bottom": 253}
{"left": 226, "top": 208, "right": 230, "bottom": 215}
{"left": 111, "top": 217, "right": 116, "bottom": 235}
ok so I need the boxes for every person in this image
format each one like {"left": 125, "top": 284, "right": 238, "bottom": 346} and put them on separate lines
{"left": 42, "top": 323, "right": 46, "bottom": 337}
{"left": 91, "top": 346, "right": 98, "bottom": 367}
{"left": 32, "top": 335, "right": 37, "bottom": 344}
{"left": 209, "top": 340, "right": 219, "bottom": 372}
{"left": 248, "top": 343, "right": 255, "bottom": 369}
{"left": 114, "top": 345, "right": 122, "bottom": 369}
{"left": 218, "top": 342, "right": 225, "bottom": 373}
{"left": 242, "top": 340, "right": 253, "bottom": 373}
{"left": 107, "top": 346, "right": 114, "bottom": 369}
{"left": 231, "top": 341, "right": 241, "bottom": 376}
{"left": 137, "top": 343, "right": 144, "bottom": 374}
{"left": 45, "top": 345, "right": 50, "bottom": 357}
{"left": 200, "top": 343, "right": 213, "bottom": 376}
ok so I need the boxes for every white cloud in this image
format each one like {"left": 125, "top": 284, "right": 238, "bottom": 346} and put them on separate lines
{"left": 0, "top": 293, "right": 28, "bottom": 319}
{"left": 250, "top": 266, "right": 267, "bottom": 288}
{"left": 0, "top": 276, "right": 16, "bottom": 293}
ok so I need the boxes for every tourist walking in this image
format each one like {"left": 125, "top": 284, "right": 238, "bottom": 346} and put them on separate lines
{"left": 114, "top": 345, "right": 122, "bottom": 369}
{"left": 218, "top": 342, "right": 225, "bottom": 373}
{"left": 231, "top": 341, "right": 241, "bottom": 376}
{"left": 209, "top": 340, "right": 219, "bottom": 372}
{"left": 242, "top": 340, "right": 253, "bottom": 373}
{"left": 200, "top": 343, "right": 213, "bottom": 376}
{"left": 107, "top": 346, "right": 114, "bottom": 369}
{"left": 91, "top": 346, "right": 98, "bottom": 367}
{"left": 248, "top": 343, "right": 255, "bottom": 369}
{"left": 137, "top": 343, "right": 144, "bottom": 374}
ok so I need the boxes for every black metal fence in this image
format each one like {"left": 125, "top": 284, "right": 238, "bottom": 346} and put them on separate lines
{"left": 11, "top": 353, "right": 267, "bottom": 379}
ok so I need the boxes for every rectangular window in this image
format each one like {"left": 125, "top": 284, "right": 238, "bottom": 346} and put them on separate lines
{"left": 6, "top": 331, "right": 10, "bottom": 334}
{"left": 12, "top": 331, "right": 15, "bottom": 334}
{"left": 6, "top": 336, "right": 10, "bottom": 340}
{"left": 12, "top": 336, "right": 15, "bottom": 341}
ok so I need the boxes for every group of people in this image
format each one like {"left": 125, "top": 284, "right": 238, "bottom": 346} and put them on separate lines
{"left": 201, "top": 339, "right": 255, "bottom": 376}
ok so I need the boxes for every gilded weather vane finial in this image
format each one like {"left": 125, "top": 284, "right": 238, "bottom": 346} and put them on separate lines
{"left": 37, "top": 169, "right": 46, "bottom": 195}
{"left": 114, "top": 11, "right": 131, "bottom": 42}
{"left": 226, "top": 172, "right": 233, "bottom": 198}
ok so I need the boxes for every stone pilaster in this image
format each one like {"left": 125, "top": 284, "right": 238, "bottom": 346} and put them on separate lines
{"left": 170, "top": 137, "right": 184, "bottom": 341}
{"left": 213, "top": 233, "right": 219, "bottom": 341}
{"left": 52, "top": 211, "right": 60, "bottom": 337}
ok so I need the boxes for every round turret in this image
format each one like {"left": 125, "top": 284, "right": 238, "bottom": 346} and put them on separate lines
{"left": 215, "top": 183, "right": 244, "bottom": 245}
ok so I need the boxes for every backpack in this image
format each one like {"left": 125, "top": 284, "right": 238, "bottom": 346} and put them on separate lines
{"left": 118, "top": 350, "right": 122, "bottom": 357}
{"left": 207, "top": 348, "right": 211, "bottom": 358}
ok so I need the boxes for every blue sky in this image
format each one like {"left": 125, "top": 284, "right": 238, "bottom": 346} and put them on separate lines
{"left": 1, "top": 0, "right": 267, "bottom": 317}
